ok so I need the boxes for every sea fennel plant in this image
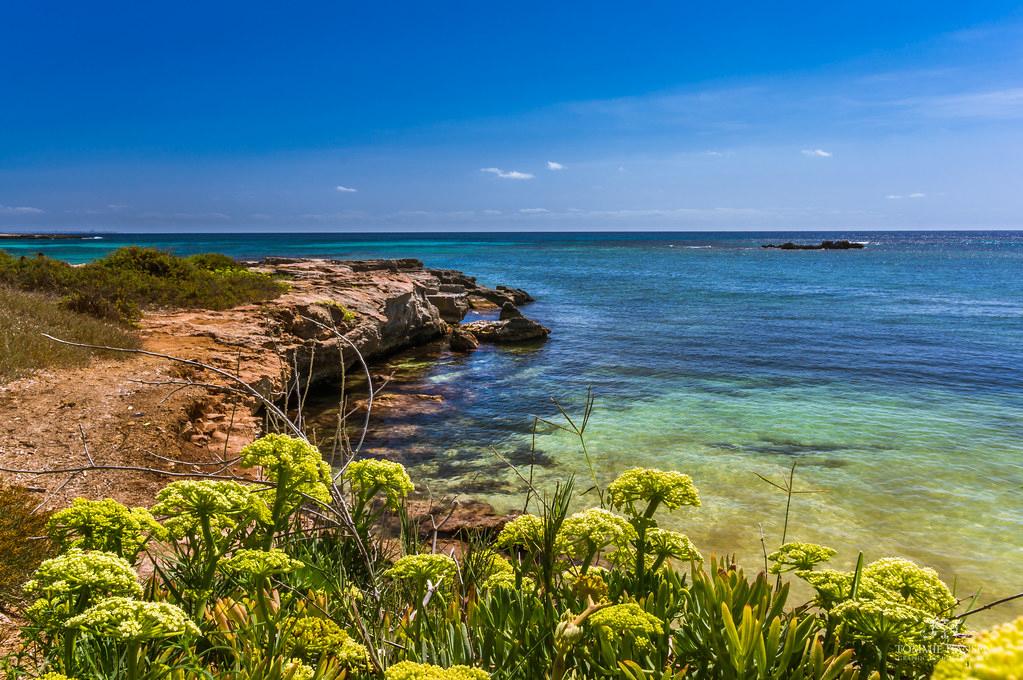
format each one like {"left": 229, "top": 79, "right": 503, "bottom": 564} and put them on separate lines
{"left": 4, "top": 403, "right": 1014, "bottom": 680}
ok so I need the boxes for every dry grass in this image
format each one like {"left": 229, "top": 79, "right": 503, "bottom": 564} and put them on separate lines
{"left": 0, "top": 286, "right": 139, "bottom": 382}
{"left": 0, "top": 482, "right": 53, "bottom": 610}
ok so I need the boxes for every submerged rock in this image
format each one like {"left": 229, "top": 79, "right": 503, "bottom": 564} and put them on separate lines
{"left": 405, "top": 499, "right": 516, "bottom": 539}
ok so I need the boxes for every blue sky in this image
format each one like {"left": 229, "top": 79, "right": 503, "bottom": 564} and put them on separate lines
{"left": 2, "top": 2, "right": 1023, "bottom": 231}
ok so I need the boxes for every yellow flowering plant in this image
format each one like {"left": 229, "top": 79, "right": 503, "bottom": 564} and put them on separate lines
{"left": 767, "top": 541, "right": 836, "bottom": 574}
{"left": 283, "top": 615, "right": 371, "bottom": 670}
{"left": 47, "top": 498, "right": 165, "bottom": 561}
{"left": 586, "top": 602, "right": 665, "bottom": 653}
{"left": 239, "top": 434, "right": 333, "bottom": 542}
{"left": 606, "top": 468, "right": 701, "bottom": 518}
{"left": 384, "top": 661, "right": 490, "bottom": 680}
{"left": 24, "top": 549, "right": 141, "bottom": 630}
{"left": 558, "top": 508, "right": 636, "bottom": 572}
{"left": 932, "top": 615, "right": 1023, "bottom": 680}
{"left": 343, "top": 458, "right": 415, "bottom": 511}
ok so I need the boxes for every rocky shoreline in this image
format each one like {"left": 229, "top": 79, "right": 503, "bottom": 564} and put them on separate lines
{"left": 0, "top": 258, "right": 543, "bottom": 526}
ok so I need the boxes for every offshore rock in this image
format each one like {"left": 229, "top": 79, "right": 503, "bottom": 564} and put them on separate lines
{"left": 761, "top": 240, "right": 865, "bottom": 250}
{"left": 462, "top": 316, "right": 550, "bottom": 343}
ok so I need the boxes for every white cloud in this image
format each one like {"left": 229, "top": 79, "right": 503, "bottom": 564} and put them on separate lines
{"left": 480, "top": 209, "right": 502, "bottom": 215}
{"left": 335, "top": 185, "right": 358, "bottom": 193}
{"left": 0, "top": 204, "right": 44, "bottom": 215}
{"left": 481, "top": 167, "right": 534, "bottom": 180}
{"left": 886, "top": 192, "right": 927, "bottom": 200}
{"left": 519, "top": 208, "right": 549, "bottom": 214}
{"left": 546, "top": 161, "right": 564, "bottom": 170}
{"left": 801, "top": 149, "right": 833, "bottom": 158}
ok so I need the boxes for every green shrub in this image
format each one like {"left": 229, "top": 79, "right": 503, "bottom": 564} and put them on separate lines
{"left": 0, "top": 247, "right": 286, "bottom": 323}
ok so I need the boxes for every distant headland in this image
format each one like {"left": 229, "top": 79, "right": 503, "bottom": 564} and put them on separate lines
{"left": 0, "top": 232, "right": 105, "bottom": 240}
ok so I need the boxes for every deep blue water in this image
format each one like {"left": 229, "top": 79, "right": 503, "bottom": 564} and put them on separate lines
{"left": 4, "top": 231, "right": 1022, "bottom": 614}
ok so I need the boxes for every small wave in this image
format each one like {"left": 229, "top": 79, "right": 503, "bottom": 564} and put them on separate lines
{"left": 683, "top": 245, "right": 713, "bottom": 249}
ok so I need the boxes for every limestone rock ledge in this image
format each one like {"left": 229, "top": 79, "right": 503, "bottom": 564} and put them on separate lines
{"left": 145, "top": 257, "right": 542, "bottom": 390}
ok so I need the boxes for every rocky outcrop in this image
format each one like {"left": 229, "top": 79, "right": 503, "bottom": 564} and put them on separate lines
{"left": 425, "top": 268, "right": 527, "bottom": 309}
{"left": 427, "top": 292, "right": 470, "bottom": 323}
{"left": 497, "top": 285, "right": 534, "bottom": 305}
{"left": 462, "top": 317, "right": 550, "bottom": 343}
{"left": 761, "top": 240, "right": 865, "bottom": 250}
{"left": 449, "top": 326, "right": 480, "bottom": 353}
{"left": 154, "top": 258, "right": 542, "bottom": 387}
{"left": 499, "top": 302, "right": 523, "bottom": 320}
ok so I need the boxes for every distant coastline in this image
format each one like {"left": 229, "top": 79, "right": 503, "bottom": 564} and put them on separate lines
{"left": 0, "top": 232, "right": 105, "bottom": 240}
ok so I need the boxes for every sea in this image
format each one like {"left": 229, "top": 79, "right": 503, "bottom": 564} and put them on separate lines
{"left": 3, "top": 230, "right": 1021, "bottom": 620}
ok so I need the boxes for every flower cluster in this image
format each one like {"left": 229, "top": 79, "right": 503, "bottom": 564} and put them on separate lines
{"left": 832, "top": 599, "right": 938, "bottom": 648}
{"left": 606, "top": 468, "right": 700, "bottom": 515}
{"left": 645, "top": 528, "right": 702, "bottom": 563}
{"left": 797, "top": 556, "right": 955, "bottom": 617}
{"left": 47, "top": 498, "right": 165, "bottom": 560}
{"left": 282, "top": 659, "right": 315, "bottom": 680}
{"left": 219, "top": 548, "right": 302, "bottom": 580}
{"left": 66, "top": 597, "right": 199, "bottom": 641}
{"left": 24, "top": 549, "right": 141, "bottom": 626}
{"left": 862, "top": 557, "right": 956, "bottom": 615}
{"left": 284, "top": 615, "right": 371, "bottom": 669}
{"left": 932, "top": 615, "right": 1023, "bottom": 680}
{"left": 152, "top": 480, "right": 267, "bottom": 538}
{"left": 494, "top": 514, "right": 546, "bottom": 552}
{"left": 563, "top": 567, "right": 610, "bottom": 601}
{"left": 343, "top": 459, "right": 415, "bottom": 509}
{"left": 385, "top": 554, "right": 457, "bottom": 584}
{"left": 240, "top": 434, "right": 333, "bottom": 505}
{"left": 558, "top": 508, "right": 636, "bottom": 561}
{"left": 767, "top": 542, "right": 836, "bottom": 574}
{"left": 482, "top": 553, "right": 514, "bottom": 578}
{"left": 384, "top": 661, "right": 490, "bottom": 680}
{"left": 796, "top": 568, "right": 859, "bottom": 608}
{"left": 587, "top": 602, "right": 664, "bottom": 651}
{"left": 38, "top": 674, "right": 75, "bottom": 680}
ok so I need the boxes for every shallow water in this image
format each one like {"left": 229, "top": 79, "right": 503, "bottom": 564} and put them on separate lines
{"left": 7, "top": 230, "right": 1022, "bottom": 621}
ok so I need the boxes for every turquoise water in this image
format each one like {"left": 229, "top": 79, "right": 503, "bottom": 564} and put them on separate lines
{"left": 5, "top": 231, "right": 1022, "bottom": 618}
